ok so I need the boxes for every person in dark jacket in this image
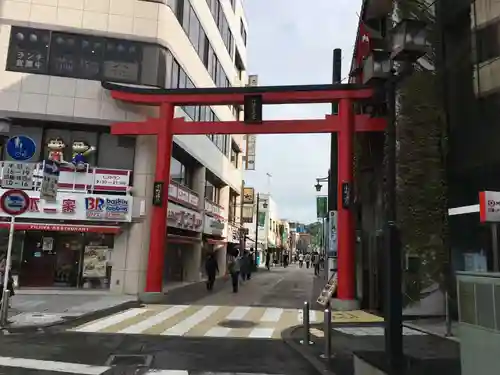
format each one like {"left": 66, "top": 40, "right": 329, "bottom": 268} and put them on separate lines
{"left": 205, "top": 253, "right": 219, "bottom": 291}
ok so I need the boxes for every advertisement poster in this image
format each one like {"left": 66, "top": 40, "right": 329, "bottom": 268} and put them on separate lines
{"left": 82, "top": 246, "right": 108, "bottom": 278}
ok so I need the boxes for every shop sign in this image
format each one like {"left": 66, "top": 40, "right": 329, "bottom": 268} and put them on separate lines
{"left": 227, "top": 224, "right": 240, "bottom": 244}
{"left": 0, "top": 189, "right": 133, "bottom": 222}
{"left": 204, "top": 199, "right": 225, "bottom": 218}
{"left": 0, "top": 222, "right": 121, "bottom": 233}
{"left": 0, "top": 162, "right": 131, "bottom": 193}
{"left": 480, "top": 191, "right": 500, "bottom": 222}
{"left": 203, "top": 214, "right": 225, "bottom": 236}
{"left": 169, "top": 180, "right": 199, "bottom": 209}
{"left": 167, "top": 202, "right": 202, "bottom": 232}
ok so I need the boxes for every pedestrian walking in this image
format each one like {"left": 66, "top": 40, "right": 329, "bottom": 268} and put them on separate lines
{"left": 228, "top": 251, "right": 241, "bottom": 293}
{"left": 298, "top": 253, "right": 304, "bottom": 268}
{"left": 204, "top": 253, "right": 219, "bottom": 291}
{"left": 240, "top": 251, "right": 250, "bottom": 282}
{"left": 305, "top": 252, "right": 311, "bottom": 269}
{"left": 313, "top": 251, "right": 320, "bottom": 276}
{"left": 265, "top": 250, "right": 271, "bottom": 271}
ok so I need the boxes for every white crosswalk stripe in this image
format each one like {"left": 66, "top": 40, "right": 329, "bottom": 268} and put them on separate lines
{"left": 71, "top": 304, "right": 384, "bottom": 339}
{"left": 0, "top": 355, "right": 284, "bottom": 374}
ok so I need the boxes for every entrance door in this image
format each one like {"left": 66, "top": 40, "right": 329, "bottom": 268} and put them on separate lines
{"left": 53, "top": 234, "right": 84, "bottom": 287}
{"left": 20, "top": 231, "right": 55, "bottom": 287}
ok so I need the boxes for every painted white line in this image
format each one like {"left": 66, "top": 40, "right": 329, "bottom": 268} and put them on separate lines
{"left": 204, "top": 326, "right": 231, "bottom": 337}
{"left": 144, "top": 371, "right": 188, "bottom": 375}
{"left": 118, "top": 305, "right": 189, "bottom": 334}
{"left": 226, "top": 306, "right": 251, "bottom": 320}
{"left": 310, "top": 310, "right": 318, "bottom": 322}
{"left": 75, "top": 308, "right": 147, "bottom": 333}
{"left": 162, "top": 306, "right": 219, "bottom": 336}
{"left": 0, "top": 356, "right": 109, "bottom": 374}
{"left": 248, "top": 327, "right": 275, "bottom": 338}
{"left": 260, "top": 308, "right": 283, "bottom": 322}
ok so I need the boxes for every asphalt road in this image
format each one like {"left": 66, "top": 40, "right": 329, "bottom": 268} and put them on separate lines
{"left": 0, "top": 264, "right": 322, "bottom": 375}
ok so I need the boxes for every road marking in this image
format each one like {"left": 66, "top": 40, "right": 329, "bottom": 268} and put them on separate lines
{"left": 333, "top": 326, "right": 427, "bottom": 336}
{"left": 144, "top": 371, "right": 188, "bottom": 375}
{"left": 162, "top": 306, "right": 219, "bottom": 336}
{"left": 204, "top": 326, "right": 232, "bottom": 337}
{"left": 248, "top": 327, "right": 275, "bottom": 338}
{"left": 310, "top": 328, "right": 324, "bottom": 338}
{"left": 226, "top": 306, "right": 251, "bottom": 320}
{"left": 118, "top": 305, "right": 189, "bottom": 334}
{"left": 0, "top": 356, "right": 109, "bottom": 374}
{"left": 260, "top": 308, "right": 283, "bottom": 322}
{"left": 75, "top": 308, "right": 146, "bottom": 333}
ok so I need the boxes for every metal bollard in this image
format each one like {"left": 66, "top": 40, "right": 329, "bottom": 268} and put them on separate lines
{"left": 320, "top": 308, "right": 333, "bottom": 359}
{"left": 0, "top": 290, "right": 10, "bottom": 327}
{"left": 300, "top": 301, "right": 313, "bottom": 345}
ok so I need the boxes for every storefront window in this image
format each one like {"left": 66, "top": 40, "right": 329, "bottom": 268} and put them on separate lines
{"left": 0, "top": 228, "right": 25, "bottom": 279}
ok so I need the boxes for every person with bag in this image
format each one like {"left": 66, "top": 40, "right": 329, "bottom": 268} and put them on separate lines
{"left": 228, "top": 251, "right": 241, "bottom": 293}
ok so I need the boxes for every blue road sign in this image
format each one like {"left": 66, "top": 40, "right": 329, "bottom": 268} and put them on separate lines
{"left": 43, "top": 159, "right": 60, "bottom": 176}
{"left": 6, "top": 135, "right": 37, "bottom": 161}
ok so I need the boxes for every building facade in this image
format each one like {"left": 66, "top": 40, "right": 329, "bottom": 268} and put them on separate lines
{"left": 0, "top": 0, "right": 249, "bottom": 294}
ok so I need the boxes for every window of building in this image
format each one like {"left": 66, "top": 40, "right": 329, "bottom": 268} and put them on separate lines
{"left": 475, "top": 21, "right": 500, "bottom": 64}
{"left": 170, "top": 156, "right": 192, "bottom": 187}
{"left": 240, "top": 19, "right": 247, "bottom": 45}
{"left": 97, "top": 134, "right": 135, "bottom": 170}
{"left": 228, "top": 190, "right": 238, "bottom": 223}
{"left": 204, "top": 180, "right": 220, "bottom": 203}
{"left": 230, "top": 139, "right": 239, "bottom": 168}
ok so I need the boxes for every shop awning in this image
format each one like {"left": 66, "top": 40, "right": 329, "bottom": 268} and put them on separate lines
{"left": 168, "top": 234, "right": 201, "bottom": 244}
{"left": 0, "top": 222, "right": 121, "bottom": 234}
{"left": 206, "top": 238, "right": 226, "bottom": 245}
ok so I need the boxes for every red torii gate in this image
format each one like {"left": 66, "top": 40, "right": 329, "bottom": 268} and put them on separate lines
{"left": 102, "top": 82, "right": 386, "bottom": 302}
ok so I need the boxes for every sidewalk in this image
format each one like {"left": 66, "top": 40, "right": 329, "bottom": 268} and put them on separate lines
{"left": 4, "top": 290, "right": 138, "bottom": 331}
{"left": 283, "top": 322, "right": 461, "bottom": 375}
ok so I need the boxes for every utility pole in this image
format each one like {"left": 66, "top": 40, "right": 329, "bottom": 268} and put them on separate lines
{"left": 254, "top": 193, "right": 260, "bottom": 267}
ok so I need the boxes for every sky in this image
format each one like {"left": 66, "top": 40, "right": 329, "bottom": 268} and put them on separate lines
{"left": 242, "top": 0, "right": 363, "bottom": 224}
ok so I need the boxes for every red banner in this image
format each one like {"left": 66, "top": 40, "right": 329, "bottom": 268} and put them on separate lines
{"left": 0, "top": 222, "right": 121, "bottom": 233}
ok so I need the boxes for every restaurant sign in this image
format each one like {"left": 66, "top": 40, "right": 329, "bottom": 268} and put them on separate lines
{"left": 203, "top": 215, "right": 225, "bottom": 236}
{"left": 0, "top": 189, "right": 133, "bottom": 222}
{"left": 167, "top": 202, "right": 202, "bottom": 232}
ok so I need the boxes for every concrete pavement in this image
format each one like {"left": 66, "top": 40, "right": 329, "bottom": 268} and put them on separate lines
{"left": 5, "top": 290, "right": 137, "bottom": 330}
{"left": 0, "top": 264, "right": 321, "bottom": 375}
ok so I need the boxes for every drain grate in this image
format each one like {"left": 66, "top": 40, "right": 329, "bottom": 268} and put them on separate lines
{"left": 218, "top": 319, "right": 257, "bottom": 329}
{"left": 106, "top": 354, "right": 153, "bottom": 367}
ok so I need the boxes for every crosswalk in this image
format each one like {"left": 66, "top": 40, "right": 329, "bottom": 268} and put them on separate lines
{"left": 71, "top": 304, "right": 383, "bottom": 339}
{"left": 333, "top": 326, "right": 427, "bottom": 336}
{"left": 71, "top": 304, "right": 322, "bottom": 339}
{"left": 0, "top": 355, "right": 282, "bottom": 374}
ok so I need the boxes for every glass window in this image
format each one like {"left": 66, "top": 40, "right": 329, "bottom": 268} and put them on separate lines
{"left": 182, "top": 0, "right": 190, "bottom": 32}
{"left": 178, "top": 68, "right": 187, "bottom": 88}
{"left": 170, "top": 156, "right": 191, "bottom": 187}
{"left": 171, "top": 60, "right": 180, "bottom": 88}
{"left": 188, "top": 7, "right": 200, "bottom": 51}
{"left": 97, "top": 134, "right": 135, "bottom": 170}
{"left": 205, "top": 180, "right": 220, "bottom": 203}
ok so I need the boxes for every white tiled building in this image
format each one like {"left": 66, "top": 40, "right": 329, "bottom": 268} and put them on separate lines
{"left": 0, "top": 0, "right": 249, "bottom": 294}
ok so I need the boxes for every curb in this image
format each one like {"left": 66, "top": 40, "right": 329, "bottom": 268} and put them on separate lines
{"left": 281, "top": 325, "right": 337, "bottom": 375}
{"left": 403, "top": 322, "right": 460, "bottom": 343}
{"left": 1, "top": 300, "right": 140, "bottom": 334}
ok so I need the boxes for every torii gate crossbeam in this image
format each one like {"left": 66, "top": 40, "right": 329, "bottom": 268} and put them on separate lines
{"left": 102, "top": 82, "right": 386, "bottom": 304}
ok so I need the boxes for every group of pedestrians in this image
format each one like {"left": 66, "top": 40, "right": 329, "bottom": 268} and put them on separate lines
{"left": 297, "top": 251, "right": 322, "bottom": 276}
{"left": 204, "top": 250, "right": 254, "bottom": 294}
{"left": 0, "top": 257, "right": 15, "bottom": 307}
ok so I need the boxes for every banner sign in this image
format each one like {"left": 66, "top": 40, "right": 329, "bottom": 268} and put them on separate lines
{"left": 245, "top": 135, "right": 256, "bottom": 170}
{"left": 328, "top": 210, "right": 338, "bottom": 256}
{"left": 316, "top": 196, "right": 327, "bottom": 218}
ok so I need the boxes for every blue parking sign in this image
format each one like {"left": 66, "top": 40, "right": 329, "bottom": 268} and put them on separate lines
{"left": 6, "top": 135, "right": 37, "bottom": 161}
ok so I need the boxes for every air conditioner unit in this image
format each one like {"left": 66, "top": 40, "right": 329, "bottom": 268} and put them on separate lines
{"left": 247, "top": 74, "right": 258, "bottom": 87}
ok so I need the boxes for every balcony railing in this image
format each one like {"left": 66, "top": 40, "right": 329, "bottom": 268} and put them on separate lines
{"left": 168, "top": 180, "right": 200, "bottom": 210}
{"left": 0, "top": 161, "right": 131, "bottom": 194}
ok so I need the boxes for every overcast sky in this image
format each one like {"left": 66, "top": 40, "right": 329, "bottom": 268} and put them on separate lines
{"left": 242, "top": 0, "right": 362, "bottom": 224}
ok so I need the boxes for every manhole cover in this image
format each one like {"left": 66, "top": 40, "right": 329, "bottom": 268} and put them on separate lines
{"left": 218, "top": 320, "right": 256, "bottom": 328}
{"left": 106, "top": 355, "right": 153, "bottom": 367}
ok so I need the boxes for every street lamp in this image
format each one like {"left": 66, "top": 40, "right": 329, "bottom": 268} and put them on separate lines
{"left": 361, "top": 18, "right": 428, "bottom": 374}
{"left": 314, "top": 175, "right": 329, "bottom": 192}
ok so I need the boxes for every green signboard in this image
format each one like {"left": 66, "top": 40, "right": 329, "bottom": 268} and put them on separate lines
{"left": 258, "top": 212, "right": 266, "bottom": 227}
{"left": 316, "top": 196, "right": 327, "bottom": 218}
